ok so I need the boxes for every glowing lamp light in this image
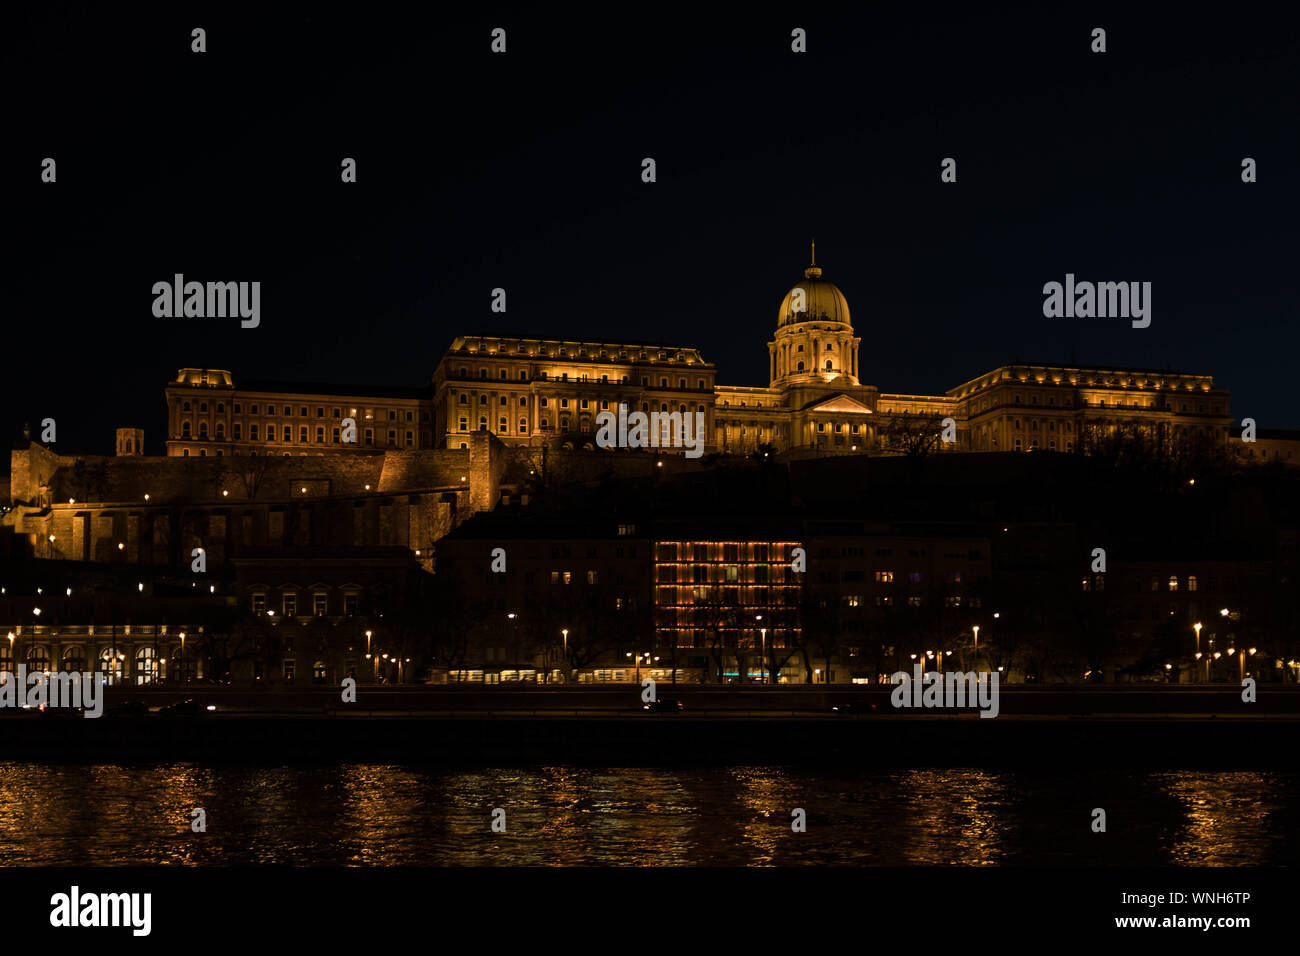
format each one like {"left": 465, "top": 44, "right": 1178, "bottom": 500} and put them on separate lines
{"left": 144, "top": 494, "right": 150, "bottom": 501}
{"left": 117, "top": 542, "right": 125, "bottom": 550}
{"left": 33, "top": 608, "right": 42, "bottom": 616}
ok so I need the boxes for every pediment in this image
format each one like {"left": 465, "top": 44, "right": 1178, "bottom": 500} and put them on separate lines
{"left": 804, "top": 394, "right": 874, "bottom": 414}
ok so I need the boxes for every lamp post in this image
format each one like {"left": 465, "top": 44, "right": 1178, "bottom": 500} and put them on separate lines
{"left": 1193, "top": 622, "right": 1203, "bottom": 682}
{"left": 179, "top": 632, "right": 186, "bottom": 684}
{"left": 756, "top": 613, "right": 766, "bottom": 684}
{"left": 561, "top": 628, "right": 569, "bottom": 682}
{"left": 365, "top": 629, "right": 373, "bottom": 683}
{"left": 626, "top": 651, "right": 645, "bottom": 683}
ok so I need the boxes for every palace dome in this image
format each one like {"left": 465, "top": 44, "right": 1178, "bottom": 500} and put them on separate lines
{"left": 777, "top": 253, "right": 850, "bottom": 329}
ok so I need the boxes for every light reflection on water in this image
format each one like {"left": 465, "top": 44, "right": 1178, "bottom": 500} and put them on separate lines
{"left": 0, "top": 764, "right": 1293, "bottom": 866}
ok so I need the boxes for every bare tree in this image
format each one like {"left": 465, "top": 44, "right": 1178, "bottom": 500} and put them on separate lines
{"left": 236, "top": 454, "right": 272, "bottom": 500}
{"left": 878, "top": 411, "right": 946, "bottom": 457}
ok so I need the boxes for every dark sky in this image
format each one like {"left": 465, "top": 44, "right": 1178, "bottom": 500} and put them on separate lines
{"left": 7, "top": 2, "right": 1298, "bottom": 455}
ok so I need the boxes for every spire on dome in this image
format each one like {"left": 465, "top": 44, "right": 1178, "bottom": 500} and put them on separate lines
{"left": 805, "top": 239, "right": 822, "bottom": 279}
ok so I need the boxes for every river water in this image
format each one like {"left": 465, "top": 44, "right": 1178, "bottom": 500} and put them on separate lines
{"left": 1, "top": 763, "right": 1294, "bottom": 865}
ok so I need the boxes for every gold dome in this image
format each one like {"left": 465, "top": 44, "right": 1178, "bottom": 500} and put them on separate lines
{"left": 777, "top": 245, "right": 851, "bottom": 328}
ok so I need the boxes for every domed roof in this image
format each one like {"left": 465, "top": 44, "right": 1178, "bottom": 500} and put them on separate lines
{"left": 777, "top": 247, "right": 850, "bottom": 328}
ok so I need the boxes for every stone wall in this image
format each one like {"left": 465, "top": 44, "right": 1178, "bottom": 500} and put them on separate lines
{"left": 2, "top": 435, "right": 506, "bottom": 571}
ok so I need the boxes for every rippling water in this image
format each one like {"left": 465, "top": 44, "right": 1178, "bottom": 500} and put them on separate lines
{"left": 0, "top": 764, "right": 1293, "bottom": 865}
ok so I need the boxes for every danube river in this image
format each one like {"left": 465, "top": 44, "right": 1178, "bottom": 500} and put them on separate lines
{"left": 0, "top": 763, "right": 1294, "bottom": 866}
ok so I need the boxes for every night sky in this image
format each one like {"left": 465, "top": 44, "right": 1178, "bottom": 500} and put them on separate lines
{"left": 7, "top": 2, "right": 1298, "bottom": 455}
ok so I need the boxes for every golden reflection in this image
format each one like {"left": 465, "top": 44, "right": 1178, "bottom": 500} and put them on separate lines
{"left": 1156, "top": 771, "right": 1285, "bottom": 865}
{"left": 0, "top": 763, "right": 1289, "bottom": 866}
{"left": 889, "top": 769, "right": 1008, "bottom": 865}
{"left": 729, "top": 767, "right": 799, "bottom": 865}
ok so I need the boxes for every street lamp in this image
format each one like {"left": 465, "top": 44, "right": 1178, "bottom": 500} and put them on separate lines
{"left": 561, "top": 628, "right": 569, "bottom": 681}
{"left": 626, "top": 651, "right": 645, "bottom": 683}
{"left": 756, "top": 614, "right": 767, "bottom": 684}
{"left": 179, "top": 632, "right": 186, "bottom": 683}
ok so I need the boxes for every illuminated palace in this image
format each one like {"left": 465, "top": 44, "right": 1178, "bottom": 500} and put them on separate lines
{"left": 160, "top": 249, "right": 1234, "bottom": 460}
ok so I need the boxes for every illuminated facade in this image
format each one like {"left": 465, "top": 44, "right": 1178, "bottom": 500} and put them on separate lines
{"left": 653, "top": 538, "right": 803, "bottom": 682}
{"left": 163, "top": 369, "right": 435, "bottom": 458}
{"left": 160, "top": 250, "right": 1234, "bottom": 460}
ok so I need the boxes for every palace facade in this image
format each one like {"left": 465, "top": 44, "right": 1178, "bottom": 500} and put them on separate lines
{"left": 160, "top": 251, "right": 1234, "bottom": 460}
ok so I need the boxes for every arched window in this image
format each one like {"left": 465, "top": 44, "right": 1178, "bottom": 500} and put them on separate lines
{"left": 182, "top": 421, "right": 192, "bottom": 437}
{"left": 62, "top": 646, "right": 87, "bottom": 673}
{"left": 135, "top": 646, "right": 159, "bottom": 685}
{"left": 26, "top": 645, "right": 51, "bottom": 673}
{"left": 797, "top": 362, "right": 805, "bottom": 372}
{"left": 825, "top": 360, "right": 833, "bottom": 370}
{"left": 99, "top": 648, "right": 124, "bottom": 685}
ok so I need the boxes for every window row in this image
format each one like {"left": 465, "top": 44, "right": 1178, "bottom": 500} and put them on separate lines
{"left": 180, "top": 400, "right": 426, "bottom": 422}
